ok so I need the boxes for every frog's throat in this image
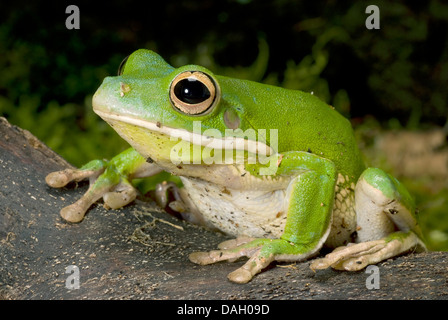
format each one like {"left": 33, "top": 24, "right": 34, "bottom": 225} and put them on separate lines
{"left": 95, "top": 110, "right": 274, "bottom": 156}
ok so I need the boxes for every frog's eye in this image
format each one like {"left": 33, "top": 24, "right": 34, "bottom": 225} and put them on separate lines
{"left": 170, "top": 71, "right": 219, "bottom": 115}
{"left": 117, "top": 55, "right": 130, "bottom": 75}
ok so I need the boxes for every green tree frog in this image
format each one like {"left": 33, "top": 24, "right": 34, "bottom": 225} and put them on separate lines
{"left": 46, "top": 49, "right": 426, "bottom": 283}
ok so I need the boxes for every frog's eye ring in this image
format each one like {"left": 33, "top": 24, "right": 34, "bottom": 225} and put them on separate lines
{"left": 170, "top": 71, "right": 219, "bottom": 115}
{"left": 117, "top": 55, "right": 130, "bottom": 75}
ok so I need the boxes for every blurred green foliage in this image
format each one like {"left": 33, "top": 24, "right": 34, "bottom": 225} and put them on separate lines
{"left": 2, "top": 0, "right": 447, "bottom": 166}
{"left": 1, "top": 0, "right": 447, "bottom": 249}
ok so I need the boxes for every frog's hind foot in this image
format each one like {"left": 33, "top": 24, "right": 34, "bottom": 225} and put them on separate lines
{"left": 311, "top": 167, "right": 426, "bottom": 272}
{"left": 310, "top": 231, "right": 425, "bottom": 271}
{"left": 189, "top": 242, "right": 271, "bottom": 284}
{"left": 189, "top": 237, "right": 318, "bottom": 284}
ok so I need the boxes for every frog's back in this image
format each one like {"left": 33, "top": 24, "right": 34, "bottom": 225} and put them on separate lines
{"left": 219, "top": 76, "right": 365, "bottom": 179}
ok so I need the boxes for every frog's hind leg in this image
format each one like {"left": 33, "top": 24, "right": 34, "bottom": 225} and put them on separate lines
{"left": 311, "top": 168, "right": 426, "bottom": 271}
{"left": 189, "top": 237, "right": 322, "bottom": 283}
{"left": 190, "top": 156, "right": 337, "bottom": 283}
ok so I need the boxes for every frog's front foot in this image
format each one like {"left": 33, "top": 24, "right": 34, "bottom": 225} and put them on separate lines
{"left": 310, "top": 231, "right": 425, "bottom": 271}
{"left": 189, "top": 237, "right": 313, "bottom": 284}
{"left": 46, "top": 159, "right": 139, "bottom": 223}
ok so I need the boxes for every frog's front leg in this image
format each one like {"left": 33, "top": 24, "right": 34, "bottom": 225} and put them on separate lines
{"left": 46, "top": 148, "right": 162, "bottom": 222}
{"left": 189, "top": 151, "right": 337, "bottom": 283}
{"left": 310, "top": 168, "right": 426, "bottom": 271}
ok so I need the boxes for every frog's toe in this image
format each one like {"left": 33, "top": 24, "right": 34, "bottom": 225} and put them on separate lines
{"left": 309, "top": 258, "right": 331, "bottom": 271}
{"left": 189, "top": 245, "right": 260, "bottom": 265}
{"left": 227, "top": 250, "right": 275, "bottom": 284}
{"left": 217, "top": 236, "right": 255, "bottom": 250}
{"left": 46, "top": 168, "right": 98, "bottom": 188}
{"left": 60, "top": 182, "right": 111, "bottom": 223}
{"left": 103, "top": 182, "right": 138, "bottom": 209}
{"left": 227, "top": 268, "right": 253, "bottom": 284}
{"left": 60, "top": 202, "right": 90, "bottom": 223}
{"left": 154, "top": 181, "right": 179, "bottom": 208}
{"left": 188, "top": 251, "right": 217, "bottom": 265}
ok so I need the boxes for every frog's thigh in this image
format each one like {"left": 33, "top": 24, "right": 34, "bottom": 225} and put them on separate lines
{"left": 311, "top": 168, "right": 425, "bottom": 271}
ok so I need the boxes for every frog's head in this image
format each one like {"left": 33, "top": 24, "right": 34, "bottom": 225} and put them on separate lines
{"left": 93, "top": 49, "right": 274, "bottom": 170}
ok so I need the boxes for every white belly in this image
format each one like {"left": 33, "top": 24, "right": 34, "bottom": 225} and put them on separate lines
{"left": 180, "top": 177, "right": 287, "bottom": 238}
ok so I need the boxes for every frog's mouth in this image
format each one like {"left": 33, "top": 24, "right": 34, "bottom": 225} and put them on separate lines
{"left": 94, "top": 110, "right": 274, "bottom": 160}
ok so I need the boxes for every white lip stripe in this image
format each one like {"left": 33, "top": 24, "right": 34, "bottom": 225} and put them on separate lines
{"left": 95, "top": 110, "right": 274, "bottom": 156}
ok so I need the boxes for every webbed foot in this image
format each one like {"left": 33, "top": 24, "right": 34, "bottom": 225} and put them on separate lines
{"left": 46, "top": 149, "right": 153, "bottom": 223}
{"left": 189, "top": 237, "right": 315, "bottom": 283}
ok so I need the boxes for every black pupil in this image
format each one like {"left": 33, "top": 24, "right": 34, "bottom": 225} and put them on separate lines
{"left": 174, "top": 78, "right": 211, "bottom": 104}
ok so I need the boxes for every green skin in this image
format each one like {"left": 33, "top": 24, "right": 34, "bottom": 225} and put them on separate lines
{"left": 47, "top": 49, "right": 426, "bottom": 283}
